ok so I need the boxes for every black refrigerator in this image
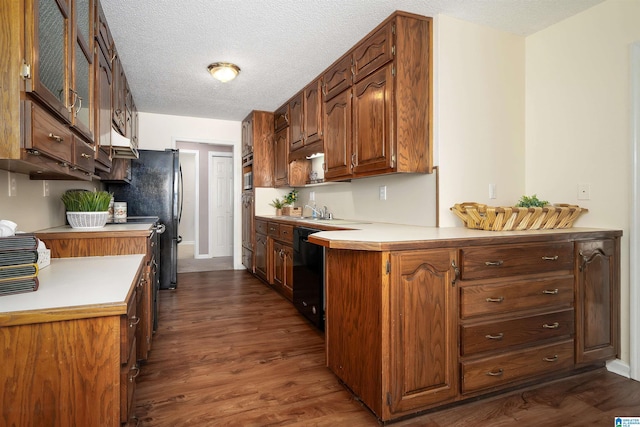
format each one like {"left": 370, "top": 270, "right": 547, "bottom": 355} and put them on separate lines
{"left": 107, "top": 149, "right": 181, "bottom": 290}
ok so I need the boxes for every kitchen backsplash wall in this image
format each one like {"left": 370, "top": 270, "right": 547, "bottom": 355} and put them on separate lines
{"left": 0, "top": 171, "right": 99, "bottom": 232}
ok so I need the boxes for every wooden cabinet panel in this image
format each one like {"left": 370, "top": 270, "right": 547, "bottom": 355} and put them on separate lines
{"left": 242, "top": 111, "right": 274, "bottom": 188}
{"left": 289, "top": 93, "right": 304, "bottom": 151}
{"left": 575, "top": 239, "right": 620, "bottom": 364}
{"left": 274, "top": 128, "right": 288, "bottom": 187}
{"left": 254, "top": 232, "right": 269, "bottom": 282}
{"left": 28, "top": 101, "right": 74, "bottom": 165}
{"left": 274, "top": 103, "right": 289, "bottom": 132}
{"left": 73, "top": 135, "right": 96, "bottom": 175}
{"left": 389, "top": 249, "right": 459, "bottom": 414}
{"left": 323, "top": 89, "right": 352, "bottom": 180}
{"left": 322, "top": 56, "right": 352, "bottom": 102}
{"left": 94, "top": 43, "right": 112, "bottom": 172}
{"left": 459, "top": 275, "right": 574, "bottom": 319}
{"left": 303, "top": 79, "right": 322, "bottom": 146}
{"left": 461, "top": 309, "right": 574, "bottom": 356}
{"left": 241, "top": 191, "right": 254, "bottom": 271}
{"left": 353, "top": 22, "right": 394, "bottom": 83}
{"left": 461, "top": 339, "right": 574, "bottom": 394}
{"left": 352, "top": 64, "right": 394, "bottom": 176}
{"left": 460, "top": 242, "right": 574, "bottom": 280}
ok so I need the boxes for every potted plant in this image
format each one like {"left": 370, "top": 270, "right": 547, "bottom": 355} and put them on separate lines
{"left": 269, "top": 197, "right": 286, "bottom": 216}
{"left": 282, "top": 190, "right": 302, "bottom": 216}
{"left": 61, "top": 190, "right": 113, "bottom": 229}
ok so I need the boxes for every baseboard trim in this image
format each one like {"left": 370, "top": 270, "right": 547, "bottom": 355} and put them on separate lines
{"left": 606, "top": 359, "right": 631, "bottom": 378}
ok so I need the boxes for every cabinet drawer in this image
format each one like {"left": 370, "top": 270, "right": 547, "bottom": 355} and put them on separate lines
{"left": 73, "top": 136, "right": 95, "bottom": 174}
{"left": 460, "top": 242, "right": 574, "bottom": 280}
{"left": 120, "top": 292, "right": 138, "bottom": 363}
{"left": 28, "top": 102, "right": 73, "bottom": 164}
{"left": 460, "top": 275, "right": 574, "bottom": 319}
{"left": 461, "top": 309, "right": 574, "bottom": 356}
{"left": 323, "top": 55, "right": 352, "bottom": 101}
{"left": 461, "top": 339, "right": 574, "bottom": 394}
{"left": 274, "top": 103, "right": 289, "bottom": 131}
{"left": 278, "top": 224, "right": 294, "bottom": 244}
{"left": 268, "top": 222, "right": 279, "bottom": 238}
{"left": 255, "top": 219, "right": 268, "bottom": 235}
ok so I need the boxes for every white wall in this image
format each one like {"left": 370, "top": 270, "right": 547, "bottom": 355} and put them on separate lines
{"left": 137, "top": 112, "right": 243, "bottom": 267}
{"left": 526, "top": 0, "right": 640, "bottom": 369}
{"left": 436, "top": 15, "right": 526, "bottom": 227}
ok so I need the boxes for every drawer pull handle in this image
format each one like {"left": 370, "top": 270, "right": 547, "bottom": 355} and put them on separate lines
{"left": 484, "top": 260, "right": 504, "bottom": 266}
{"left": 542, "top": 255, "right": 559, "bottom": 261}
{"left": 542, "top": 289, "right": 559, "bottom": 295}
{"left": 48, "top": 133, "right": 64, "bottom": 142}
{"left": 80, "top": 153, "right": 91, "bottom": 159}
{"left": 543, "top": 322, "right": 560, "bottom": 329}
{"left": 129, "top": 316, "right": 141, "bottom": 327}
{"left": 485, "top": 333, "right": 504, "bottom": 340}
{"left": 543, "top": 355, "right": 559, "bottom": 362}
{"left": 485, "top": 297, "right": 504, "bottom": 303}
{"left": 486, "top": 369, "right": 504, "bottom": 377}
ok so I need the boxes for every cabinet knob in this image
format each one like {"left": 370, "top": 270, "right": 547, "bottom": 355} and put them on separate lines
{"left": 81, "top": 153, "right": 91, "bottom": 159}
{"left": 48, "top": 133, "right": 64, "bottom": 143}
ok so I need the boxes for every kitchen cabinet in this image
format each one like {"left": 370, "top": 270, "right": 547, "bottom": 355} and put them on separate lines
{"left": 0, "top": 255, "right": 145, "bottom": 426}
{"left": 317, "top": 229, "right": 621, "bottom": 422}
{"left": 274, "top": 128, "right": 289, "bottom": 187}
{"left": 575, "top": 238, "right": 620, "bottom": 364}
{"left": 241, "top": 191, "right": 254, "bottom": 271}
{"left": 254, "top": 219, "right": 269, "bottom": 282}
{"left": 242, "top": 111, "right": 274, "bottom": 187}
{"left": 321, "top": 12, "right": 432, "bottom": 181}
{"left": 269, "top": 222, "right": 294, "bottom": 301}
{"left": 94, "top": 17, "right": 113, "bottom": 172}
{"left": 35, "top": 224, "right": 157, "bottom": 362}
{"left": 289, "top": 78, "right": 323, "bottom": 153}
{"left": 274, "top": 103, "right": 289, "bottom": 132}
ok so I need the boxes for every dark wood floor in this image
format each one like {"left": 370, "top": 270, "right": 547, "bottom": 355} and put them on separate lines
{"left": 135, "top": 270, "right": 640, "bottom": 426}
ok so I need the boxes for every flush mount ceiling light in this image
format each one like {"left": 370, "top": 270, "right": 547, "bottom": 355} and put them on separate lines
{"left": 207, "top": 62, "right": 240, "bottom": 83}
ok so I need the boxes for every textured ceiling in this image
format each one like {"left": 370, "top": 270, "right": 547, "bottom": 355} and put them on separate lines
{"left": 100, "top": 0, "right": 604, "bottom": 122}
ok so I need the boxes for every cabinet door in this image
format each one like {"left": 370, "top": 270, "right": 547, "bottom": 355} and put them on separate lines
{"left": 323, "top": 88, "right": 352, "bottom": 180}
{"left": 94, "top": 45, "right": 112, "bottom": 169}
{"left": 281, "top": 244, "right": 294, "bottom": 301}
{"left": 303, "top": 79, "right": 322, "bottom": 146}
{"left": 575, "top": 239, "right": 620, "bottom": 364}
{"left": 241, "top": 114, "right": 253, "bottom": 158}
{"left": 353, "top": 21, "right": 394, "bottom": 83}
{"left": 352, "top": 64, "right": 394, "bottom": 176}
{"left": 70, "top": 0, "right": 93, "bottom": 141}
{"left": 274, "top": 128, "right": 288, "bottom": 187}
{"left": 272, "top": 241, "right": 285, "bottom": 291}
{"left": 388, "top": 249, "right": 458, "bottom": 413}
{"left": 323, "top": 55, "right": 352, "bottom": 102}
{"left": 241, "top": 192, "right": 254, "bottom": 251}
{"left": 254, "top": 233, "right": 269, "bottom": 282}
{"left": 289, "top": 93, "right": 304, "bottom": 151}
{"left": 27, "top": 0, "right": 72, "bottom": 123}
{"left": 274, "top": 103, "right": 289, "bottom": 132}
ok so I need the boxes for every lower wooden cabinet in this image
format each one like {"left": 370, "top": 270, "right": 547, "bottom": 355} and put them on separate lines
{"left": 323, "top": 231, "right": 621, "bottom": 422}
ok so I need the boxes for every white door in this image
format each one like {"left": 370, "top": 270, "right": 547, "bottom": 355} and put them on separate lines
{"left": 209, "top": 155, "right": 233, "bottom": 257}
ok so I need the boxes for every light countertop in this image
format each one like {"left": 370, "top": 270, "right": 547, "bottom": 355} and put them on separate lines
{"left": 0, "top": 254, "right": 144, "bottom": 326}
{"left": 36, "top": 223, "right": 153, "bottom": 234}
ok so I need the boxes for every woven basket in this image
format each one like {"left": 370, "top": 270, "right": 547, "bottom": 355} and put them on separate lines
{"left": 450, "top": 202, "right": 587, "bottom": 231}
{"left": 66, "top": 211, "right": 109, "bottom": 229}
{"left": 282, "top": 207, "right": 302, "bottom": 217}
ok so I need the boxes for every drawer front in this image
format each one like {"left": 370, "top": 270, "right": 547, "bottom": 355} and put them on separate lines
{"left": 461, "top": 309, "right": 574, "bottom": 356}
{"left": 460, "top": 275, "right": 574, "bottom": 319}
{"left": 462, "top": 339, "right": 574, "bottom": 394}
{"left": 73, "top": 136, "right": 95, "bottom": 173}
{"left": 120, "top": 292, "right": 138, "bottom": 363}
{"left": 278, "top": 224, "right": 294, "bottom": 244}
{"left": 29, "top": 102, "right": 74, "bottom": 164}
{"left": 460, "top": 242, "right": 574, "bottom": 280}
{"left": 353, "top": 21, "right": 394, "bottom": 83}
{"left": 255, "top": 219, "right": 268, "bottom": 235}
{"left": 268, "top": 222, "right": 280, "bottom": 238}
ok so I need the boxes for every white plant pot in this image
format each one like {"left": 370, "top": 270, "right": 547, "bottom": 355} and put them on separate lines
{"left": 66, "top": 211, "right": 109, "bottom": 229}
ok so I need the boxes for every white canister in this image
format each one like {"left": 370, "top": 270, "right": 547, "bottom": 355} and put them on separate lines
{"left": 113, "top": 202, "right": 127, "bottom": 223}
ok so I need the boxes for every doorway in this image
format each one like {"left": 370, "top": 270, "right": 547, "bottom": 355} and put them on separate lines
{"left": 208, "top": 153, "right": 233, "bottom": 257}
{"left": 630, "top": 41, "right": 640, "bottom": 381}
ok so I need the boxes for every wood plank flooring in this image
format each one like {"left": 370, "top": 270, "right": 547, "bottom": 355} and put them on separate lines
{"left": 135, "top": 270, "right": 640, "bottom": 426}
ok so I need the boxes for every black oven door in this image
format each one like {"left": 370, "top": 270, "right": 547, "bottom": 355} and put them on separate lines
{"left": 293, "top": 227, "right": 324, "bottom": 331}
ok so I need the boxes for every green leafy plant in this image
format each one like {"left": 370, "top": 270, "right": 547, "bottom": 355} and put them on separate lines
{"left": 62, "top": 190, "right": 113, "bottom": 212}
{"left": 269, "top": 198, "right": 286, "bottom": 209}
{"left": 516, "top": 194, "right": 549, "bottom": 208}
{"left": 283, "top": 189, "right": 298, "bottom": 206}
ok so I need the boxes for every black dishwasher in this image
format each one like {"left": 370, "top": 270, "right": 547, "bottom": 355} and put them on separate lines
{"left": 293, "top": 227, "right": 324, "bottom": 331}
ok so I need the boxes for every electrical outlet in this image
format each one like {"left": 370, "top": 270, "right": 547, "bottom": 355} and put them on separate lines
{"left": 489, "top": 184, "right": 497, "bottom": 199}
{"left": 43, "top": 180, "right": 50, "bottom": 197}
{"left": 8, "top": 172, "right": 17, "bottom": 197}
{"left": 379, "top": 185, "right": 387, "bottom": 200}
{"left": 578, "top": 183, "right": 591, "bottom": 200}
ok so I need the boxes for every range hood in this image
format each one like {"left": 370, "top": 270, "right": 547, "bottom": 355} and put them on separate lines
{"left": 108, "top": 127, "right": 139, "bottom": 159}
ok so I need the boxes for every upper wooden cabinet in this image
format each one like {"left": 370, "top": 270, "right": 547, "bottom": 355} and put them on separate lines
{"left": 242, "top": 111, "right": 274, "bottom": 187}
{"left": 274, "top": 103, "right": 289, "bottom": 132}
{"left": 289, "top": 78, "right": 323, "bottom": 153}
{"left": 322, "top": 12, "right": 432, "bottom": 181}
{"left": 274, "top": 127, "right": 289, "bottom": 187}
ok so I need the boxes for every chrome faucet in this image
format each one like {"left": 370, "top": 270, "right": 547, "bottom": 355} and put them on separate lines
{"left": 304, "top": 204, "right": 332, "bottom": 219}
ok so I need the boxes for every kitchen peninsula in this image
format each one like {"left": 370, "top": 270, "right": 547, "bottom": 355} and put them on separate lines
{"left": 305, "top": 224, "right": 621, "bottom": 422}
{"left": 0, "top": 255, "right": 145, "bottom": 426}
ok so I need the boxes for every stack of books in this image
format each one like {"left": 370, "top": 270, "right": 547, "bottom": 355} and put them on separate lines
{"left": 0, "top": 234, "right": 40, "bottom": 296}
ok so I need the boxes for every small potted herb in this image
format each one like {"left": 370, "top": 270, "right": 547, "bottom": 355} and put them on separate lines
{"left": 61, "top": 190, "right": 113, "bottom": 229}
{"left": 269, "top": 198, "right": 286, "bottom": 216}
